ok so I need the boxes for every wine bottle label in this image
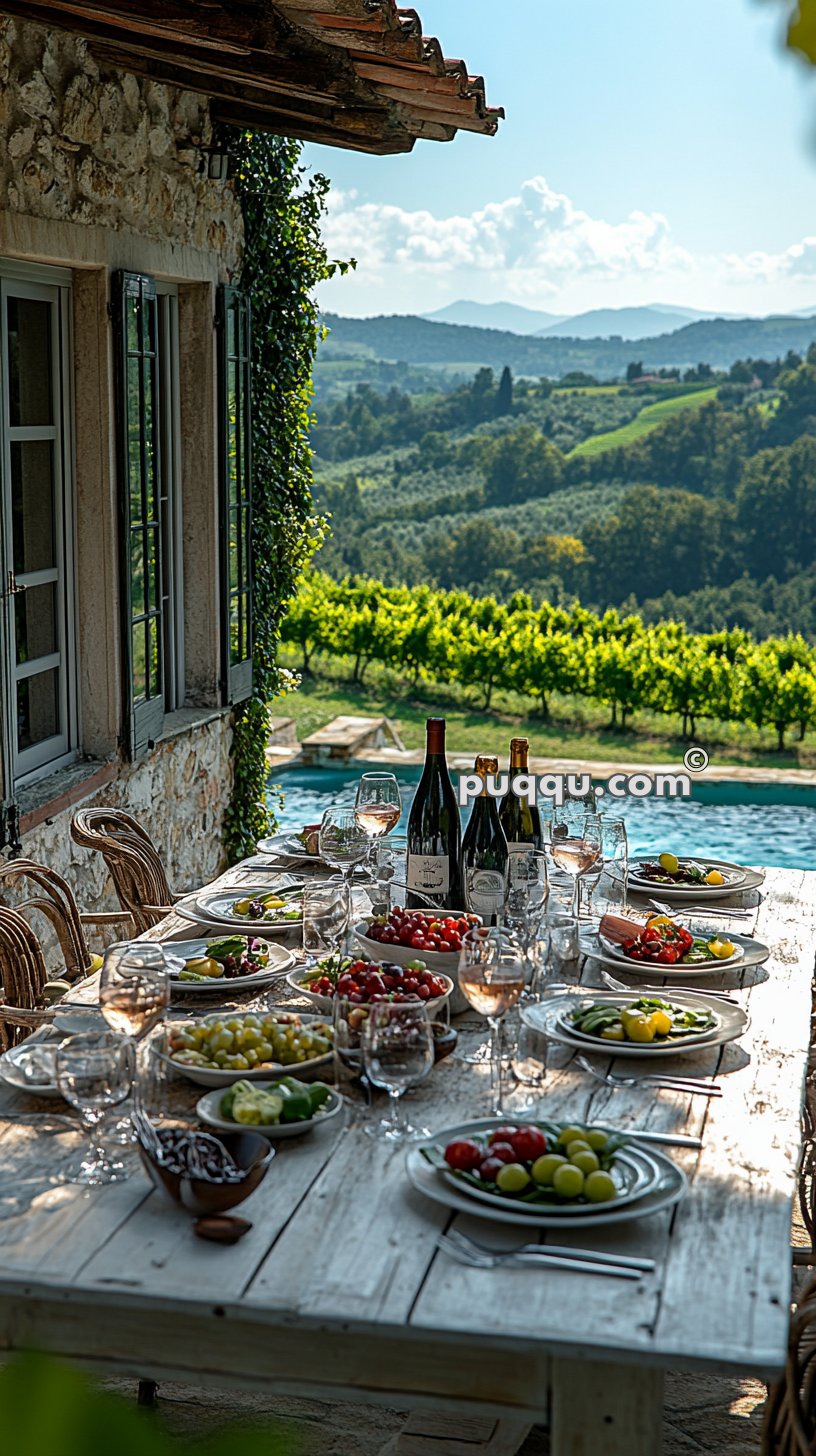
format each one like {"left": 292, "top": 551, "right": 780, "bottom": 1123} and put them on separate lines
{"left": 407, "top": 854, "right": 450, "bottom": 897}
{"left": 466, "top": 867, "right": 506, "bottom": 916}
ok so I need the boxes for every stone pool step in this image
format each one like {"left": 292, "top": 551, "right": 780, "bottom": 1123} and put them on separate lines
{"left": 265, "top": 716, "right": 301, "bottom": 768}
{"left": 300, "top": 714, "right": 406, "bottom": 764}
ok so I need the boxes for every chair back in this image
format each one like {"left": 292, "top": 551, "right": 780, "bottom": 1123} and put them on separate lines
{"left": 0, "top": 904, "right": 49, "bottom": 1052}
{"left": 71, "top": 808, "right": 173, "bottom": 934}
{"left": 0, "top": 858, "right": 95, "bottom": 982}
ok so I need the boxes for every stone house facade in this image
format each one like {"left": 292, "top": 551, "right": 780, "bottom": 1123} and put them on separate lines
{"left": 0, "top": 15, "right": 245, "bottom": 922}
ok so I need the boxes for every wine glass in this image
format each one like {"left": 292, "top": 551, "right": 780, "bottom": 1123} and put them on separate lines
{"left": 458, "top": 928, "right": 525, "bottom": 1115}
{"left": 548, "top": 812, "right": 602, "bottom": 916}
{"left": 56, "top": 1032, "right": 135, "bottom": 1185}
{"left": 503, "top": 849, "right": 549, "bottom": 991}
{"left": 99, "top": 942, "right": 171, "bottom": 1115}
{"left": 302, "top": 882, "right": 349, "bottom": 961}
{"left": 319, "top": 808, "right": 370, "bottom": 948}
{"left": 360, "top": 1001, "right": 434, "bottom": 1141}
{"left": 580, "top": 817, "right": 629, "bottom": 918}
{"left": 354, "top": 773, "right": 402, "bottom": 862}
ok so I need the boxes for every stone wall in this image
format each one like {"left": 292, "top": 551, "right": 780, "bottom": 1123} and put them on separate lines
{"left": 0, "top": 16, "right": 243, "bottom": 269}
{"left": 16, "top": 714, "right": 233, "bottom": 973}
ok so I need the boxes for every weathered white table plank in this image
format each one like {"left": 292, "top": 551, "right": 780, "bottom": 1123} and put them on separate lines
{"left": 0, "top": 860, "right": 812, "bottom": 1456}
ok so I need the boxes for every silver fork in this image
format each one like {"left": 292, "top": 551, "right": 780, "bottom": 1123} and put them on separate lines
{"left": 436, "top": 1233, "right": 643, "bottom": 1280}
{"left": 647, "top": 898, "right": 752, "bottom": 921}
{"left": 444, "top": 1226, "right": 655, "bottom": 1273}
{"left": 600, "top": 968, "right": 738, "bottom": 1004}
{"left": 575, "top": 1054, "right": 722, "bottom": 1097}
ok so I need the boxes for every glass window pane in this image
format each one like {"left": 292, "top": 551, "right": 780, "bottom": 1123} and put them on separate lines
{"left": 17, "top": 668, "right": 59, "bottom": 752}
{"left": 7, "top": 295, "right": 53, "bottom": 427}
{"left": 143, "top": 358, "right": 156, "bottom": 520}
{"left": 15, "top": 582, "right": 56, "bottom": 664}
{"left": 230, "top": 594, "right": 240, "bottom": 664}
{"left": 144, "top": 293, "right": 156, "bottom": 355}
{"left": 229, "top": 301, "right": 238, "bottom": 358}
{"left": 145, "top": 526, "right": 160, "bottom": 611}
{"left": 229, "top": 514, "right": 239, "bottom": 593}
{"left": 10, "top": 440, "right": 56, "bottom": 574}
{"left": 131, "top": 530, "right": 145, "bottom": 616}
{"left": 132, "top": 623, "right": 146, "bottom": 702}
{"left": 127, "top": 292, "right": 139, "bottom": 354}
{"left": 148, "top": 617, "right": 161, "bottom": 700}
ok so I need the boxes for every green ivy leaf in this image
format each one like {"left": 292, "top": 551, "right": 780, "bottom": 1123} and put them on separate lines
{"left": 788, "top": 0, "right": 816, "bottom": 62}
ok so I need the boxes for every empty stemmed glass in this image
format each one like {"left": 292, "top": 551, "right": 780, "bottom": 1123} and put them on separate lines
{"left": 582, "top": 817, "right": 629, "bottom": 917}
{"left": 503, "top": 849, "right": 549, "bottom": 993}
{"left": 458, "top": 928, "right": 525, "bottom": 1115}
{"left": 56, "top": 1032, "right": 135, "bottom": 1185}
{"left": 302, "top": 881, "right": 349, "bottom": 962}
{"left": 319, "top": 808, "right": 369, "bottom": 948}
{"left": 361, "top": 1001, "right": 434, "bottom": 1141}
{"left": 99, "top": 942, "right": 172, "bottom": 1115}
{"left": 548, "top": 810, "right": 602, "bottom": 917}
{"left": 354, "top": 773, "right": 402, "bottom": 873}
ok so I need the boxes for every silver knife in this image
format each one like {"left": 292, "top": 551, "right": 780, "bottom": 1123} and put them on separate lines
{"left": 625, "top": 1128, "right": 702, "bottom": 1149}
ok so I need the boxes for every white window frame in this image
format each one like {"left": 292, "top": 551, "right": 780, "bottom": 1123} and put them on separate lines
{"left": 0, "top": 260, "right": 77, "bottom": 790}
{"left": 155, "top": 282, "right": 184, "bottom": 713}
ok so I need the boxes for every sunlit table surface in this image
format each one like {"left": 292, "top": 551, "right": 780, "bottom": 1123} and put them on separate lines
{"left": 0, "top": 855, "right": 812, "bottom": 1456}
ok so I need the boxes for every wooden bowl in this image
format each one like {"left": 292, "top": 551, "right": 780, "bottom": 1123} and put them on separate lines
{"left": 136, "top": 1129, "right": 274, "bottom": 1217}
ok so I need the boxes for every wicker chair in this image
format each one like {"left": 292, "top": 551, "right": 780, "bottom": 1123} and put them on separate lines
{"left": 70, "top": 808, "right": 177, "bottom": 934}
{"left": 0, "top": 903, "right": 53, "bottom": 1052}
{"left": 0, "top": 858, "right": 120, "bottom": 982}
{"left": 763, "top": 1271, "right": 816, "bottom": 1454}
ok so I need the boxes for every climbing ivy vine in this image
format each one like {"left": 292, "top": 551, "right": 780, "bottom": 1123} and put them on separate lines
{"left": 223, "top": 131, "right": 352, "bottom": 861}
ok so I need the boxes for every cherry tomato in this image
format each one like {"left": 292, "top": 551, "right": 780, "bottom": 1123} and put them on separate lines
{"left": 511, "top": 1126, "right": 548, "bottom": 1162}
{"left": 489, "top": 1126, "right": 519, "bottom": 1145}
{"left": 444, "top": 1139, "right": 483, "bottom": 1172}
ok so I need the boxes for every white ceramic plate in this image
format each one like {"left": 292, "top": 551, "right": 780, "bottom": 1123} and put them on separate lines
{"left": 407, "top": 1118, "right": 686, "bottom": 1229}
{"left": 163, "top": 937, "right": 294, "bottom": 994}
{"left": 602, "top": 931, "right": 745, "bottom": 971}
{"left": 196, "top": 1082, "right": 343, "bottom": 1138}
{"left": 0, "top": 1041, "right": 62, "bottom": 1098}
{"left": 285, "top": 964, "right": 453, "bottom": 1017}
{"left": 579, "top": 929, "right": 768, "bottom": 977}
{"left": 628, "top": 857, "right": 751, "bottom": 900}
{"left": 158, "top": 1011, "right": 333, "bottom": 1087}
{"left": 257, "top": 833, "right": 322, "bottom": 863}
{"left": 525, "top": 990, "right": 749, "bottom": 1059}
{"left": 175, "top": 887, "right": 303, "bottom": 936}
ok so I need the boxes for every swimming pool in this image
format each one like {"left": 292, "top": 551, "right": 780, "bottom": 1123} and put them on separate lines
{"left": 268, "top": 761, "right": 816, "bottom": 870}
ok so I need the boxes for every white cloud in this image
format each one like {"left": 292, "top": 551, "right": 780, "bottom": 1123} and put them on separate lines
{"left": 317, "top": 175, "right": 816, "bottom": 316}
{"left": 322, "top": 176, "right": 693, "bottom": 298}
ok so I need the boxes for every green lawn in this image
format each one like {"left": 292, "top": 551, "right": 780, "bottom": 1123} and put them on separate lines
{"left": 569, "top": 387, "right": 719, "bottom": 458}
{"left": 277, "top": 650, "right": 815, "bottom": 770}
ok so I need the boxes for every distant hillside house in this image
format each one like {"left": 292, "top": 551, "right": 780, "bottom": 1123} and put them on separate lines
{"left": 0, "top": 1, "right": 501, "bottom": 910}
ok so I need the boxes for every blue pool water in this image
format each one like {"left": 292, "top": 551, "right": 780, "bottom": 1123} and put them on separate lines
{"left": 268, "top": 761, "right": 816, "bottom": 870}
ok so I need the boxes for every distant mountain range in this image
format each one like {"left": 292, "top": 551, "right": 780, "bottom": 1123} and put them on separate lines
{"left": 421, "top": 300, "right": 754, "bottom": 341}
{"left": 422, "top": 301, "right": 567, "bottom": 334}
{"left": 322, "top": 310, "right": 816, "bottom": 378}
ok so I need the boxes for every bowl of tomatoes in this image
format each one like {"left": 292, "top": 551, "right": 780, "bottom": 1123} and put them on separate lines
{"left": 356, "top": 906, "right": 480, "bottom": 971}
{"left": 288, "top": 955, "right": 453, "bottom": 1015}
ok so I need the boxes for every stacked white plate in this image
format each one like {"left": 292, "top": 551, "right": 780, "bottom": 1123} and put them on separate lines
{"left": 174, "top": 884, "right": 303, "bottom": 936}
{"left": 627, "top": 857, "right": 765, "bottom": 902}
{"left": 522, "top": 990, "right": 749, "bottom": 1059}
{"left": 407, "top": 1117, "right": 687, "bottom": 1229}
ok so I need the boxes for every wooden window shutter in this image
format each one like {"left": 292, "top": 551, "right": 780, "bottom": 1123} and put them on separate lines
{"left": 112, "top": 270, "right": 165, "bottom": 759}
{"left": 217, "top": 286, "right": 253, "bottom": 705}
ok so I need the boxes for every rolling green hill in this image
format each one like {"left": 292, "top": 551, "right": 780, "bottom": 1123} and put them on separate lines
{"left": 570, "top": 387, "right": 718, "bottom": 457}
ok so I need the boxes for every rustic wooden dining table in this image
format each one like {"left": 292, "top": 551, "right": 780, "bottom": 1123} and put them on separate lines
{"left": 0, "top": 855, "right": 813, "bottom": 1456}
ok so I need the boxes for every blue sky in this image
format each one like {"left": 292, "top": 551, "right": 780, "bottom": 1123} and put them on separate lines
{"left": 303, "top": 0, "right": 816, "bottom": 318}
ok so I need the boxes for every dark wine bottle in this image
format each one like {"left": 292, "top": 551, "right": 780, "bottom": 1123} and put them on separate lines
{"left": 462, "top": 754, "right": 509, "bottom": 926}
{"left": 499, "top": 736, "right": 542, "bottom": 886}
{"left": 406, "top": 718, "right": 464, "bottom": 910}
